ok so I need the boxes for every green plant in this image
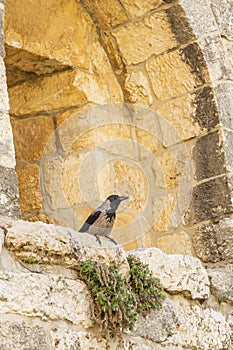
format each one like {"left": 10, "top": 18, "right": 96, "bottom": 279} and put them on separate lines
{"left": 23, "top": 258, "right": 36, "bottom": 264}
{"left": 128, "top": 255, "right": 165, "bottom": 315}
{"left": 76, "top": 256, "right": 165, "bottom": 337}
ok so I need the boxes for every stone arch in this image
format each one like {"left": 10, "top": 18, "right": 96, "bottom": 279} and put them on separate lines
{"left": 2, "top": 0, "right": 233, "bottom": 260}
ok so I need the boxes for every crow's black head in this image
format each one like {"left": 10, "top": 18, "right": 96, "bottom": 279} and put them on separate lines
{"left": 106, "top": 194, "right": 129, "bottom": 211}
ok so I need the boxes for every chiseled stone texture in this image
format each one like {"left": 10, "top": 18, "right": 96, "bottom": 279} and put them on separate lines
{"left": 0, "top": 319, "right": 49, "bottom": 350}
{"left": 193, "top": 218, "right": 233, "bottom": 263}
{"left": 208, "top": 268, "right": 233, "bottom": 304}
{"left": 0, "top": 166, "right": 19, "bottom": 217}
{"left": 129, "top": 248, "right": 210, "bottom": 299}
{"left": 0, "top": 112, "right": 16, "bottom": 169}
{"left": 50, "top": 329, "right": 108, "bottom": 350}
{"left": 164, "top": 297, "right": 231, "bottom": 350}
{"left": 184, "top": 175, "right": 233, "bottom": 226}
{"left": 3, "top": 218, "right": 129, "bottom": 277}
{"left": 0, "top": 270, "right": 93, "bottom": 326}
{"left": 131, "top": 300, "right": 178, "bottom": 342}
{"left": 155, "top": 231, "right": 193, "bottom": 256}
{"left": 112, "top": 11, "right": 178, "bottom": 65}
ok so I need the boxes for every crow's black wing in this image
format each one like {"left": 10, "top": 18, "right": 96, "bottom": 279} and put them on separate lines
{"left": 79, "top": 210, "right": 101, "bottom": 232}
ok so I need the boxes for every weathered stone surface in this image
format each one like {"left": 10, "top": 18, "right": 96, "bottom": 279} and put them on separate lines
{"left": 180, "top": 0, "right": 217, "bottom": 37}
{"left": 0, "top": 319, "right": 49, "bottom": 350}
{"left": 194, "top": 85, "right": 219, "bottom": 132}
{"left": 5, "top": 0, "right": 93, "bottom": 69}
{"left": 80, "top": 0, "right": 128, "bottom": 29}
{"left": 0, "top": 57, "right": 9, "bottom": 112}
{"left": 125, "top": 70, "right": 154, "bottom": 106}
{"left": 0, "top": 270, "right": 93, "bottom": 326}
{"left": 192, "top": 130, "right": 226, "bottom": 181}
{"left": 0, "top": 166, "right": 19, "bottom": 217}
{"left": 193, "top": 218, "right": 233, "bottom": 263}
{"left": 208, "top": 268, "right": 233, "bottom": 304}
{"left": 0, "top": 113, "right": 16, "bottom": 169}
{"left": 129, "top": 248, "right": 210, "bottom": 299}
{"left": 147, "top": 50, "right": 198, "bottom": 101}
{"left": 210, "top": 0, "right": 233, "bottom": 40}
{"left": 184, "top": 175, "right": 233, "bottom": 226}
{"left": 164, "top": 297, "right": 231, "bottom": 350}
{"left": 3, "top": 218, "right": 129, "bottom": 276}
{"left": 112, "top": 11, "right": 178, "bottom": 65}
{"left": 155, "top": 231, "right": 193, "bottom": 256}
{"left": 16, "top": 163, "right": 42, "bottom": 214}
{"left": 132, "top": 300, "right": 177, "bottom": 342}
{"left": 50, "top": 329, "right": 108, "bottom": 350}
{"left": 121, "top": 0, "right": 163, "bottom": 18}
{"left": 214, "top": 82, "right": 233, "bottom": 129}
{"left": 11, "top": 115, "right": 56, "bottom": 161}
{"left": 156, "top": 92, "right": 200, "bottom": 144}
{"left": 0, "top": 227, "right": 4, "bottom": 254}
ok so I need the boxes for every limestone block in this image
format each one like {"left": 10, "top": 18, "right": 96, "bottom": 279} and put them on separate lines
{"left": 194, "top": 85, "right": 219, "bottom": 132}
{"left": 80, "top": 0, "right": 128, "bottom": 29}
{"left": 0, "top": 57, "right": 9, "bottom": 112}
{"left": 0, "top": 166, "right": 19, "bottom": 217}
{"left": 129, "top": 248, "right": 210, "bottom": 299}
{"left": 211, "top": 0, "right": 233, "bottom": 40}
{"left": 50, "top": 329, "right": 108, "bottom": 350}
{"left": 11, "top": 115, "right": 56, "bottom": 161}
{"left": 112, "top": 11, "right": 178, "bottom": 65}
{"left": 8, "top": 70, "right": 87, "bottom": 116}
{"left": 184, "top": 175, "right": 233, "bottom": 226}
{"left": 4, "top": 218, "right": 129, "bottom": 276}
{"left": 156, "top": 93, "right": 200, "bottom": 145}
{"left": 208, "top": 268, "right": 233, "bottom": 304}
{"left": 164, "top": 297, "right": 231, "bottom": 350}
{"left": 155, "top": 231, "right": 193, "bottom": 256}
{"left": 0, "top": 113, "right": 16, "bottom": 169}
{"left": 0, "top": 319, "right": 49, "bottom": 350}
{"left": 5, "top": 0, "right": 93, "bottom": 69}
{"left": 147, "top": 45, "right": 209, "bottom": 101}
{"left": 0, "top": 271, "right": 93, "bottom": 326}
{"left": 0, "top": 227, "right": 4, "bottom": 254}
{"left": 16, "top": 163, "right": 42, "bottom": 213}
{"left": 179, "top": 0, "right": 217, "bottom": 37}
{"left": 121, "top": 0, "right": 163, "bottom": 18}
{"left": 193, "top": 218, "right": 233, "bottom": 263}
{"left": 132, "top": 300, "right": 177, "bottom": 342}
{"left": 214, "top": 82, "right": 233, "bottom": 129}
{"left": 192, "top": 129, "right": 226, "bottom": 181}
{"left": 125, "top": 70, "right": 154, "bottom": 106}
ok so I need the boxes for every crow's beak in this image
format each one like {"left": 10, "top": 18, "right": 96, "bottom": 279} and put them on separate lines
{"left": 119, "top": 195, "right": 129, "bottom": 202}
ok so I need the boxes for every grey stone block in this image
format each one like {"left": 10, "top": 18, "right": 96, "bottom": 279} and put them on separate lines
{"left": 0, "top": 319, "right": 49, "bottom": 350}
{"left": 208, "top": 268, "right": 233, "bottom": 304}
{"left": 192, "top": 130, "right": 226, "bottom": 181}
{"left": 193, "top": 218, "right": 233, "bottom": 262}
{"left": 184, "top": 175, "right": 233, "bottom": 226}
{"left": 0, "top": 166, "right": 19, "bottom": 217}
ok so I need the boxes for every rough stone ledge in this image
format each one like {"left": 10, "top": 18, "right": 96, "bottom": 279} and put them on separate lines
{"left": 208, "top": 267, "right": 233, "bottom": 304}
{"left": 129, "top": 248, "right": 210, "bottom": 300}
{"left": 0, "top": 217, "right": 129, "bottom": 277}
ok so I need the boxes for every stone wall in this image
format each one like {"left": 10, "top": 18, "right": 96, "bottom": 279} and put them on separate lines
{"left": 0, "top": 0, "right": 18, "bottom": 217}
{"left": 0, "top": 217, "right": 232, "bottom": 350}
{"left": 1, "top": 0, "right": 233, "bottom": 262}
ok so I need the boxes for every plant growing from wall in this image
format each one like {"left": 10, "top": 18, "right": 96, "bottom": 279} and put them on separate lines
{"left": 76, "top": 255, "right": 165, "bottom": 337}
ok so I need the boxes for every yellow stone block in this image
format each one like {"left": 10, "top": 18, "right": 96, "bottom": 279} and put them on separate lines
{"left": 11, "top": 115, "right": 56, "bottom": 161}
{"left": 124, "top": 240, "right": 138, "bottom": 251}
{"left": 154, "top": 231, "right": 193, "bottom": 256}
{"left": 22, "top": 213, "right": 54, "bottom": 224}
{"left": 156, "top": 93, "right": 201, "bottom": 144}
{"left": 16, "top": 163, "right": 42, "bottom": 213}
{"left": 112, "top": 11, "right": 178, "bottom": 65}
{"left": 121, "top": 0, "right": 163, "bottom": 18}
{"left": 113, "top": 160, "right": 147, "bottom": 211}
{"left": 125, "top": 70, "right": 154, "bottom": 106}
{"left": 146, "top": 50, "right": 197, "bottom": 101}
{"left": 153, "top": 194, "right": 176, "bottom": 232}
{"left": 80, "top": 0, "right": 128, "bottom": 28}
{"left": 5, "top": 0, "right": 93, "bottom": 69}
{"left": 8, "top": 70, "right": 87, "bottom": 116}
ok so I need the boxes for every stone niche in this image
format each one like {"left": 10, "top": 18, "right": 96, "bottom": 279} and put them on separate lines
{"left": 3, "top": 0, "right": 233, "bottom": 261}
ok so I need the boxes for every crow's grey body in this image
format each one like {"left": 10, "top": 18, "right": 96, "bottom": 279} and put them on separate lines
{"left": 79, "top": 195, "right": 128, "bottom": 240}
